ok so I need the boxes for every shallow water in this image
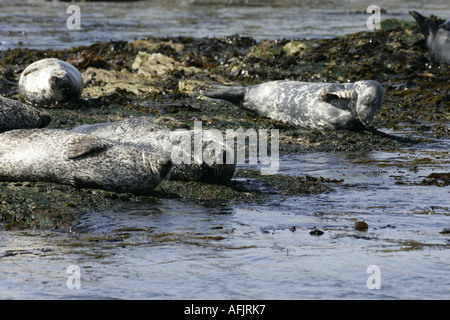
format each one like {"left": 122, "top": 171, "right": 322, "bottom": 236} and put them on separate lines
{"left": 1, "top": 0, "right": 450, "bottom": 301}
{"left": 1, "top": 0, "right": 450, "bottom": 50}
{"left": 1, "top": 132, "right": 449, "bottom": 299}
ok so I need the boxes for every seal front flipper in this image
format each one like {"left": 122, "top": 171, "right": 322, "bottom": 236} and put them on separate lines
{"left": 67, "top": 135, "right": 111, "bottom": 160}
{"left": 320, "top": 84, "right": 357, "bottom": 102}
{"left": 319, "top": 84, "right": 357, "bottom": 113}
{"left": 201, "top": 85, "right": 247, "bottom": 106}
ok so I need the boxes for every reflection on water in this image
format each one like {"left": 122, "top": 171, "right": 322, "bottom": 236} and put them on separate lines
{"left": 1, "top": 136, "right": 449, "bottom": 299}
{"left": 1, "top": 0, "right": 450, "bottom": 50}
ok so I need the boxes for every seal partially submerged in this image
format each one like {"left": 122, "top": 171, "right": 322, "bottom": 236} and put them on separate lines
{"left": 0, "top": 129, "right": 171, "bottom": 195}
{"left": 19, "top": 58, "right": 83, "bottom": 106}
{"left": 0, "top": 95, "right": 51, "bottom": 133}
{"left": 72, "top": 118, "right": 236, "bottom": 184}
{"left": 410, "top": 10, "right": 450, "bottom": 65}
{"left": 201, "top": 80, "right": 384, "bottom": 130}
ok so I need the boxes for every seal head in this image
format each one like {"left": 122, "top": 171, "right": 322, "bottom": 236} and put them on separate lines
{"left": 19, "top": 58, "right": 84, "bottom": 106}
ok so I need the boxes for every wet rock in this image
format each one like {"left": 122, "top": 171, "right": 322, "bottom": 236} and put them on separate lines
{"left": 67, "top": 51, "right": 111, "bottom": 70}
{"left": 131, "top": 52, "right": 201, "bottom": 78}
{"left": 82, "top": 67, "right": 158, "bottom": 97}
{"left": 131, "top": 38, "right": 185, "bottom": 55}
{"left": 355, "top": 221, "right": 369, "bottom": 231}
{"left": 310, "top": 228, "right": 324, "bottom": 236}
{"left": 234, "top": 169, "right": 333, "bottom": 196}
{"left": 282, "top": 40, "right": 309, "bottom": 56}
{"left": 418, "top": 173, "right": 450, "bottom": 187}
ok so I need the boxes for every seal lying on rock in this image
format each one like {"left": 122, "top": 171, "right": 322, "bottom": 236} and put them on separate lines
{"left": 0, "top": 95, "right": 51, "bottom": 133}
{"left": 201, "top": 80, "right": 384, "bottom": 130}
{"left": 0, "top": 129, "right": 171, "bottom": 195}
{"left": 410, "top": 10, "right": 450, "bottom": 65}
{"left": 19, "top": 58, "right": 83, "bottom": 106}
{"left": 72, "top": 118, "right": 236, "bottom": 184}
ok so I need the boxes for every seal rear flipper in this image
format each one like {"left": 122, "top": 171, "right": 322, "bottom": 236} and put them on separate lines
{"left": 200, "top": 85, "right": 247, "bottom": 106}
{"left": 67, "top": 135, "right": 111, "bottom": 160}
{"left": 410, "top": 10, "right": 439, "bottom": 37}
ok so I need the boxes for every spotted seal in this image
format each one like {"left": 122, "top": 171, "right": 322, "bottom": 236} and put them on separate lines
{"left": 201, "top": 80, "right": 384, "bottom": 130}
{"left": 410, "top": 10, "right": 450, "bottom": 65}
{"left": 0, "top": 95, "right": 51, "bottom": 133}
{"left": 0, "top": 129, "right": 172, "bottom": 195}
{"left": 19, "top": 58, "right": 83, "bottom": 106}
{"left": 71, "top": 118, "right": 236, "bottom": 184}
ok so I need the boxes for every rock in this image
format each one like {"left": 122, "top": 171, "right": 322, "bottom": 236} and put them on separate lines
{"left": 355, "top": 221, "right": 369, "bottom": 231}
{"left": 132, "top": 52, "right": 202, "bottom": 78}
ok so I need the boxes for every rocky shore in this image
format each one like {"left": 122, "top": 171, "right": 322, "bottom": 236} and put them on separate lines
{"left": 0, "top": 17, "right": 448, "bottom": 230}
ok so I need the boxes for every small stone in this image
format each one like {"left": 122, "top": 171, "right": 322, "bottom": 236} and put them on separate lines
{"left": 355, "top": 221, "right": 369, "bottom": 231}
{"left": 309, "top": 228, "right": 324, "bottom": 236}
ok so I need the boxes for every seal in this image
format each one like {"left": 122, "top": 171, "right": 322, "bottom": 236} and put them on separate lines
{"left": 0, "top": 128, "right": 172, "bottom": 195}
{"left": 18, "top": 58, "right": 83, "bottom": 106}
{"left": 201, "top": 80, "right": 384, "bottom": 130}
{"left": 71, "top": 118, "right": 236, "bottom": 184}
{"left": 0, "top": 95, "right": 51, "bottom": 133}
{"left": 410, "top": 10, "right": 450, "bottom": 65}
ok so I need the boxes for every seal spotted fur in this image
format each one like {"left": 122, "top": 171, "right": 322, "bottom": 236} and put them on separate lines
{"left": 0, "top": 129, "right": 171, "bottom": 195}
{"left": 410, "top": 10, "right": 450, "bottom": 65}
{"left": 19, "top": 58, "right": 83, "bottom": 106}
{"left": 72, "top": 118, "right": 236, "bottom": 184}
{"left": 201, "top": 80, "right": 384, "bottom": 130}
{"left": 0, "top": 95, "right": 51, "bottom": 133}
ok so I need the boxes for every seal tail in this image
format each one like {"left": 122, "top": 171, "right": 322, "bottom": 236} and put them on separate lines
{"left": 201, "top": 85, "right": 247, "bottom": 106}
{"left": 409, "top": 10, "right": 438, "bottom": 37}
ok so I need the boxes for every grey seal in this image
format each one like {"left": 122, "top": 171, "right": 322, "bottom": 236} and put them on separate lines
{"left": 71, "top": 118, "right": 236, "bottom": 184}
{"left": 201, "top": 80, "right": 384, "bottom": 130}
{"left": 410, "top": 10, "right": 450, "bottom": 65}
{"left": 19, "top": 58, "right": 83, "bottom": 106}
{"left": 0, "top": 129, "right": 171, "bottom": 195}
{"left": 0, "top": 95, "right": 51, "bottom": 133}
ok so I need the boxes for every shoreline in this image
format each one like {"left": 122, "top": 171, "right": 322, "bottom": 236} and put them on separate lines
{"left": 0, "top": 17, "right": 448, "bottom": 230}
